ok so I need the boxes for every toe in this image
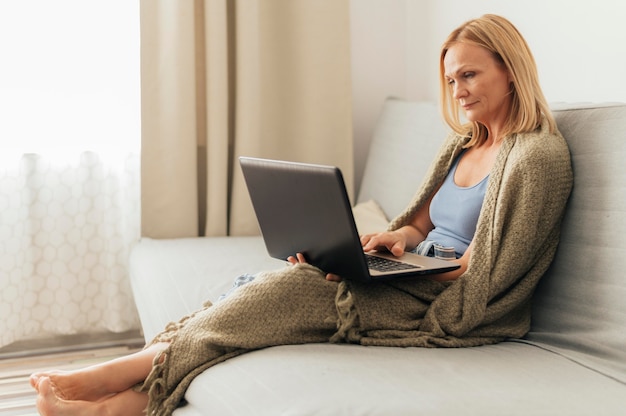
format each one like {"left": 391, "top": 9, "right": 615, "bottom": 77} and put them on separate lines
{"left": 36, "top": 377, "right": 55, "bottom": 416}
{"left": 30, "top": 373, "right": 43, "bottom": 391}
{"left": 38, "top": 376, "right": 51, "bottom": 396}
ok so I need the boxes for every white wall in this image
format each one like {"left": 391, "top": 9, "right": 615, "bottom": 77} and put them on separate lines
{"left": 351, "top": 0, "right": 626, "bottom": 191}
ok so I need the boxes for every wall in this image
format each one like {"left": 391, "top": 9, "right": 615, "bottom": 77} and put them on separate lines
{"left": 351, "top": 0, "right": 626, "bottom": 192}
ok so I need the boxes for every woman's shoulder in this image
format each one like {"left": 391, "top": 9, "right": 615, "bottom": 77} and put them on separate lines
{"left": 505, "top": 122, "right": 573, "bottom": 186}
{"left": 510, "top": 120, "right": 571, "bottom": 164}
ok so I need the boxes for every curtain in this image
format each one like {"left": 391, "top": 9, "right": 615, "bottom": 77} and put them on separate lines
{"left": 140, "top": 0, "right": 353, "bottom": 238}
{"left": 0, "top": 1, "right": 141, "bottom": 348}
{"left": 0, "top": 153, "right": 141, "bottom": 347}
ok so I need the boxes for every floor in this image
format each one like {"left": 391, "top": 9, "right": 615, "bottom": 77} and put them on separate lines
{"left": 0, "top": 332, "right": 144, "bottom": 416}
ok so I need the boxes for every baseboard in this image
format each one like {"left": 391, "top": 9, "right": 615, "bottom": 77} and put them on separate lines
{"left": 0, "top": 330, "right": 145, "bottom": 360}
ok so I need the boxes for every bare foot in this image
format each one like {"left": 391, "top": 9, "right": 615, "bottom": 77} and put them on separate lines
{"left": 31, "top": 342, "right": 168, "bottom": 406}
{"left": 36, "top": 377, "right": 104, "bottom": 416}
{"left": 30, "top": 369, "right": 112, "bottom": 402}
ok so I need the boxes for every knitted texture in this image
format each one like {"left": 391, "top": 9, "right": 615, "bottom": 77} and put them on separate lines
{"left": 140, "top": 120, "right": 573, "bottom": 415}
{"left": 387, "top": 119, "right": 573, "bottom": 341}
{"left": 140, "top": 263, "right": 339, "bottom": 415}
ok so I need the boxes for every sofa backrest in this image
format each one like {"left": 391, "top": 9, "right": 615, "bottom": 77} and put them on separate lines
{"left": 358, "top": 98, "right": 626, "bottom": 383}
{"left": 527, "top": 103, "right": 626, "bottom": 384}
{"left": 357, "top": 99, "right": 447, "bottom": 219}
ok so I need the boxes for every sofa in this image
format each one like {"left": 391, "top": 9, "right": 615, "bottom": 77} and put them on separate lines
{"left": 129, "top": 98, "right": 626, "bottom": 415}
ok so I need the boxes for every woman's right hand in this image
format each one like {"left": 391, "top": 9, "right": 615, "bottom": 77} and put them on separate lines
{"left": 360, "top": 231, "right": 408, "bottom": 257}
{"left": 287, "top": 252, "right": 343, "bottom": 282}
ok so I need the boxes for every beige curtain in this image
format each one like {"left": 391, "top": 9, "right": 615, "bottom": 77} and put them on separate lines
{"left": 140, "top": 0, "right": 353, "bottom": 238}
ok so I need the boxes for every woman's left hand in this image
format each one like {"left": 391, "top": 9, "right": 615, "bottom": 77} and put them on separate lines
{"left": 286, "top": 253, "right": 342, "bottom": 282}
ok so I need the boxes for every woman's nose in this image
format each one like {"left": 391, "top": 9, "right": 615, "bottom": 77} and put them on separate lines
{"left": 453, "top": 84, "right": 467, "bottom": 99}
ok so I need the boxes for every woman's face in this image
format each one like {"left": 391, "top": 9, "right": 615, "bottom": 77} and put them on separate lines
{"left": 444, "top": 42, "right": 512, "bottom": 131}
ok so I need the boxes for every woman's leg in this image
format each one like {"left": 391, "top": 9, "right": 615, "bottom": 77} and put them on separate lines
{"left": 36, "top": 376, "right": 148, "bottom": 416}
{"left": 31, "top": 342, "right": 170, "bottom": 402}
{"left": 35, "top": 262, "right": 340, "bottom": 415}
{"left": 141, "top": 264, "right": 341, "bottom": 414}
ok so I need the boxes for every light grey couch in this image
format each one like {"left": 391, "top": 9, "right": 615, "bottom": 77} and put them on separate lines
{"left": 129, "top": 99, "right": 626, "bottom": 415}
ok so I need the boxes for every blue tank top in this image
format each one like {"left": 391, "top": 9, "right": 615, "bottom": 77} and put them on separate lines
{"left": 426, "top": 151, "right": 488, "bottom": 257}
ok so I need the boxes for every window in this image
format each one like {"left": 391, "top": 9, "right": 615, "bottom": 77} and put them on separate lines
{"left": 0, "top": 0, "right": 139, "bottom": 155}
{"left": 0, "top": 0, "right": 141, "bottom": 347}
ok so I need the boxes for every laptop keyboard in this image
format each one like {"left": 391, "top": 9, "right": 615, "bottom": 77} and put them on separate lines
{"left": 366, "top": 255, "right": 420, "bottom": 272}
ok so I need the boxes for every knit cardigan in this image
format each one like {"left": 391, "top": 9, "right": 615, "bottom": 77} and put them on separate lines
{"left": 141, "top": 120, "right": 573, "bottom": 415}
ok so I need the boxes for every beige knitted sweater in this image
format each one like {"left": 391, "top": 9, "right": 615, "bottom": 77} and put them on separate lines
{"left": 141, "top": 120, "right": 573, "bottom": 415}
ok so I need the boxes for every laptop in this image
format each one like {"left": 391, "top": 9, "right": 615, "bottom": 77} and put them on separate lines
{"left": 239, "top": 157, "right": 460, "bottom": 281}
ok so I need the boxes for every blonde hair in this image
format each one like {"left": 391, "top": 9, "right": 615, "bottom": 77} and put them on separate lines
{"left": 439, "top": 14, "right": 556, "bottom": 146}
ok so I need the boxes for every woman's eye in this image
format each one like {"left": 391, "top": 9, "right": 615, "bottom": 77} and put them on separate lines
{"left": 447, "top": 78, "right": 455, "bottom": 85}
{"left": 463, "top": 72, "right": 475, "bottom": 79}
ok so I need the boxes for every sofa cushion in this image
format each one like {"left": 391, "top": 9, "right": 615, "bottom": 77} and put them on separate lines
{"left": 352, "top": 199, "right": 389, "bottom": 234}
{"left": 357, "top": 99, "right": 446, "bottom": 220}
{"left": 525, "top": 103, "right": 626, "bottom": 384}
{"left": 129, "top": 237, "right": 284, "bottom": 342}
{"left": 177, "top": 342, "right": 626, "bottom": 415}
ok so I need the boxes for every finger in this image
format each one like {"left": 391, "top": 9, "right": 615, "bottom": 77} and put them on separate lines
{"left": 296, "top": 252, "right": 308, "bottom": 264}
{"left": 286, "top": 256, "right": 298, "bottom": 265}
{"left": 326, "top": 273, "right": 342, "bottom": 282}
{"left": 363, "top": 235, "right": 388, "bottom": 252}
{"left": 390, "top": 242, "right": 405, "bottom": 257}
{"left": 361, "top": 234, "right": 379, "bottom": 251}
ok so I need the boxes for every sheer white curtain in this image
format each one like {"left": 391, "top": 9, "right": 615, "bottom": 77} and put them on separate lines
{"left": 0, "top": 1, "right": 141, "bottom": 347}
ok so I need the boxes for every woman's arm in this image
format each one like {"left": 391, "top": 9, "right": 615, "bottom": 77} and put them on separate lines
{"left": 361, "top": 191, "right": 437, "bottom": 256}
{"left": 360, "top": 187, "right": 470, "bottom": 282}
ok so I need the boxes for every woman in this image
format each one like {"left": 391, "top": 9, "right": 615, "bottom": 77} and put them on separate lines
{"left": 31, "top": 14, "right": 572, "bottom": 416}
